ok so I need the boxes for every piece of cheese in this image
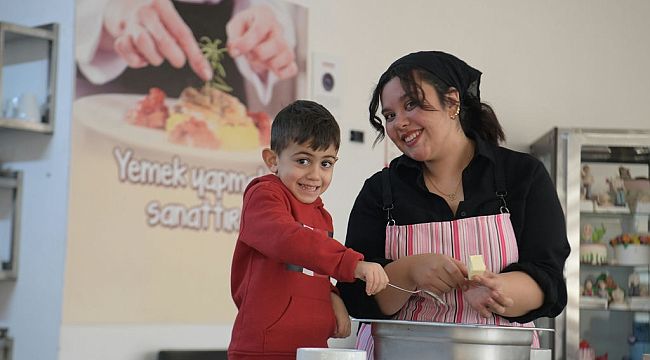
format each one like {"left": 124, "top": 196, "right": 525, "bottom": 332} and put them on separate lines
{"left": 468, "top": 255, "right": 486, "bottom": 279}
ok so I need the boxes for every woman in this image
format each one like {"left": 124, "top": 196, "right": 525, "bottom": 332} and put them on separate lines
{"left": 337, "top": 51, "right": 569, "bottom": 357}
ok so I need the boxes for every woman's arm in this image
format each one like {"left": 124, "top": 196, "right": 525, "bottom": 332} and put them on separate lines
{"left": 497, "top": 271, "right": 543, "bottom": 317}
{"left": 501, "top": 159, "right": 570, "bottom": 322}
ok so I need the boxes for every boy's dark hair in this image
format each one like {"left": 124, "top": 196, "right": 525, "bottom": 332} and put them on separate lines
{"left": 270, "top": 100, "right": 340, "bottom": 154}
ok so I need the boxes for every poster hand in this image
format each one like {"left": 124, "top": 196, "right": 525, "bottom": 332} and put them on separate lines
{"left": 226, "top": 4, "right": 298, "bottom": 80}
{"left": 103, "top": 0, "right": 213, "bottom": 81}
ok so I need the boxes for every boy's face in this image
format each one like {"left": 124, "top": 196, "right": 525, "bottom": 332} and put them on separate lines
{"left": 263, "top": 141, "right": 338, "bottom": 204}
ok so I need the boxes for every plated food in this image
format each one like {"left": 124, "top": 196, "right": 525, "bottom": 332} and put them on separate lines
{"left": 127, "top": 86, "right": 270, "bottom": 152}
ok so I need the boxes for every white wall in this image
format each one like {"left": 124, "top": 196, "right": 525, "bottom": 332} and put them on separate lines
{"left": 0, "top": 0, "right": 74, "bottom": 360}
{"left": 1, "top": 0, "right": 650, "bottom": 359}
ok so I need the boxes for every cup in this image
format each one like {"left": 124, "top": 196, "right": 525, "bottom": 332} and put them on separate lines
{"left": 296, "top": 347, "right": 366, "bottom": 360}
{"left": 530, "top": 348, "right": 552, "bottom": 360}
{"left": 16, "top": 93, "right": 41, "bottom": 122}
{"left": 3, "top": 96, "right": 19, "bottom": 118}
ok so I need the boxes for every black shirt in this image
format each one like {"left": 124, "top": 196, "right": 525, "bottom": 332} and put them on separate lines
{"left": 337, "top": 134, "right": 570, "bottom": 324}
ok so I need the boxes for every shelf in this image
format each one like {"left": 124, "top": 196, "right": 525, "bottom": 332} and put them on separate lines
{"left": 581, "top": 306, "right": 650, "bottom": 313}
{"left": 581, "top": 210, "right": 650, "bottom": 218}
{"left": 581, "top": 263, "right": 650, "bottom": 269}
{"left": 0, "top": 116, "right": 53, "bottom": 133}
{"left": 0, "top": 21, "right": 58, "bottom": 133}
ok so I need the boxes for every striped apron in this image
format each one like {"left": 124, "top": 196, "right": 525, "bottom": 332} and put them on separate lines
{"left": 356, "top": 166, "right": 539, "bottom": 359}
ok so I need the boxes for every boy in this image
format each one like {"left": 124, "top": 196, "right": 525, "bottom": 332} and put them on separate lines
{"left": 228, "top": 100, "right": 388, "bottom": 359}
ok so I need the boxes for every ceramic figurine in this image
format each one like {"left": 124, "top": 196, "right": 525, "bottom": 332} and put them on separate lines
{"left": 607, "top": 176, "right": 626, "bottom": 206}
{"left": 611, "top": 286, "right": 625, "bottom": 304}
{"left": 583, "top": 278, "right": 594, "bottom": 296}
{"left": 597, "top": 279, "right": 608, "bottom": 299}
{"left": 629, "top": 273, "right": 641, "bottom": 297}
{"left": 619, "top": 166, "right": 632, "bottom": 180}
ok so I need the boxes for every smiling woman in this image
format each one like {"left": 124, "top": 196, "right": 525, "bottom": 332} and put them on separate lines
{"left": 338, "top": 51, "right": 570, "bottom": 359}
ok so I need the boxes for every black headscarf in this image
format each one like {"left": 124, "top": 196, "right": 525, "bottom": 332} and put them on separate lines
{"left": 384, "top": 51, "right": 482, "bottom": 104}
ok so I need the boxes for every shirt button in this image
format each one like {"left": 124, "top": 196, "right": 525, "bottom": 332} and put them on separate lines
{"left": 460, "top": 211, "right": 467, "bottom": 217}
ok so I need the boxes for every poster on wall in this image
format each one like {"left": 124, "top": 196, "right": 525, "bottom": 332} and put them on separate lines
{"left": 67, "top": 0, "right": 308, "bottom": 324}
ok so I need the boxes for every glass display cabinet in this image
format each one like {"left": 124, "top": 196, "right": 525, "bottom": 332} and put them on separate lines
{"left": 531, "top": 128, "right": 650, "bottom": 360}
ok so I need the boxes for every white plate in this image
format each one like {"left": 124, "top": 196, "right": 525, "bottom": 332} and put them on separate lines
{"left": 73, "top": 94, "right": 262, "bottom": 165}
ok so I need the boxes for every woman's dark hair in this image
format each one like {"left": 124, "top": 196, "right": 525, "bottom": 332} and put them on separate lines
{"left": 368, "top": 64, "right": 505, "bottom": 146}
{"left": 271, "top": 100, "right": 340, "bottom": 154}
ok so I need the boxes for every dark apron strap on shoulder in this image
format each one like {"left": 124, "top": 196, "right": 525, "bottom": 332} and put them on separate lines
{"left": 381, "top": 167, "right": 395, "bottom": 225}
{"left": 493, "top": 149, "right": 509, "bottom": 213}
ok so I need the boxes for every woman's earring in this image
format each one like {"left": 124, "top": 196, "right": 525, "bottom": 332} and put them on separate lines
{"left": 451, "top": 106, "right": 460, "bottom": 120}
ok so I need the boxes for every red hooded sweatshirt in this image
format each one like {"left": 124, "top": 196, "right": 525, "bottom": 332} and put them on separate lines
{"left": 228, "top": 174, "right": 363, "bottom": 359}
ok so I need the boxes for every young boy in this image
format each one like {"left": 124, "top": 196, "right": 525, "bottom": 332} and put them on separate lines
{"left": 228, "top": 100, "right": 389, "bottom": 359}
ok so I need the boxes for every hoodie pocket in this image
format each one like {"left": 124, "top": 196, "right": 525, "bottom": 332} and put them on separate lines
{"left": 264, "top": 295, "right": 336, "bottom": 353}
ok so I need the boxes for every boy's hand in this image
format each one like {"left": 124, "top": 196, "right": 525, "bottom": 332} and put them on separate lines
{"left": 330, "top": 292, "right": 351, "bottom": 338}
{"left": 354, "top": 261, "right": 389, "bottom": 296}
{"left": 462, "top": 271, "right": 514, "bottom": 318}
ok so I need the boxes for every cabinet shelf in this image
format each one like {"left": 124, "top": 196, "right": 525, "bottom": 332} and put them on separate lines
{"left": 0, "top": 117, "right": 53, "bottom": 133}
{"left": 581, "top": 263, "right": 650, "bottom": 269}
{"left": 581, "top": 306, "right": 650, "bottom": 313}
{"left": 0, "top": 21, "right": 58, "bottom": 133}
{"left": 581, "top": 211, "right": 650, "bottom": 218}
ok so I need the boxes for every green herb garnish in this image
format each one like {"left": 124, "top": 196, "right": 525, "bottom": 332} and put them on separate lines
{"left": 199, "top": 36, "right": 233, "bottom": 92}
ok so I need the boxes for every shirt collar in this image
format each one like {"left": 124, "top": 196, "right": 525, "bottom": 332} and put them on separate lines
{"left": 392, "top": 130, "right": 497, "bottom": 172}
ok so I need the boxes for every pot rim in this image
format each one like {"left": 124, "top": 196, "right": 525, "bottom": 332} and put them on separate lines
{"left": 352, "top": 318, "right": 554, "bottom": 333}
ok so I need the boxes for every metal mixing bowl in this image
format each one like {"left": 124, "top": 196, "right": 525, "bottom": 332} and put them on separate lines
{"left": 355, "top": 319, "right": 551, "bottom": 360}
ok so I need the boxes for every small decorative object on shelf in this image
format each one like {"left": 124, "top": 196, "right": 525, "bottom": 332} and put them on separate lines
{"left": 583, "top": 276, "right": 595, "bottom": 297}
{"left": 624, "top": 178, "right": 650, "bottom": 214}
{"left": 609, "top": 233, "right": 650, "bottom": 266}
{"left": 578, "top": 340, "right": 596, "bottom": 360}
{"left": 580, "top": 223, "right": 609, "bottom": 265}
{"left": 610, "top": 287, "right": 630, "bottom": 310}
{"left": 630, "top": 273, "right": 642, "bottom": 297}
{"left": 582, "top": 164, "right": 595, "bottom": 201}
{"left": 0, "top": 21, "right": 58, "bottom": 133}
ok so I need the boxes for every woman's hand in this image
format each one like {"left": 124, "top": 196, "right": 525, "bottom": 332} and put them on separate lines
{"left": 463, "top": 271, "right": 514, "bottom": 318}
{"left": 409, "top": 253, "right": 468, "bottom": 295}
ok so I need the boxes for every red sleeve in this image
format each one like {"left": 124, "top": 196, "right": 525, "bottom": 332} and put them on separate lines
{"left": 239, "top": 183, "right": 363, "bottom": 282}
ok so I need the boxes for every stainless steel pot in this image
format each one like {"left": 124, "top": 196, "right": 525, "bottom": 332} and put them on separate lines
{"left": 355, "top": 319, "right": 551, "bottom": 360}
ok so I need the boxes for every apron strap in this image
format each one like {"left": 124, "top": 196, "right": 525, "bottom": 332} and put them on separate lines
{"left": 381, "top": 167, "right": 395, "bottom": 226}
{"left": 493, "top": 149, "right": 509, "bottom": 213}
{"left": 381, "top": 148, "right": 510, "bottom": 220}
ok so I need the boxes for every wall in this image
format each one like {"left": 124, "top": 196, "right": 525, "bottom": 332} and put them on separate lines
{"left": 0, "top": 0, "right": 74, "bottom": 360}
{"left": 1, "top": 0, "right": 649, "bottom": 359}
